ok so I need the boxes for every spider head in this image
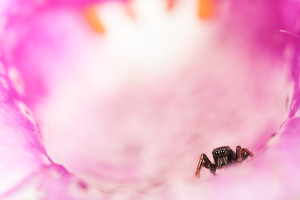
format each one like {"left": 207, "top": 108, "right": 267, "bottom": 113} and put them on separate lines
{"left": 212, "top": 146, "right": 234, "bottom": 167}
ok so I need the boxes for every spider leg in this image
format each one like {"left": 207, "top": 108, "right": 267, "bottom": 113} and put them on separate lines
{"left": 236, "top": 146, "right": 254, "bottom": 162}
{"left": 195, "top": 154, "right": 204, "bottom": 177}
{"left": 195, "top": 153, "right": 216, "bottom": 177}
{"left": 243, "top": 148, "right": 254, "bottom": 157}
{"left": 236, "top": 146, "right": 242, "bottom": 162}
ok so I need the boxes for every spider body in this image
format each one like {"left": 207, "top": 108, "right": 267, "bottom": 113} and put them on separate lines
{"left": 195, "top": 146, "right": 253, "bottom": 177}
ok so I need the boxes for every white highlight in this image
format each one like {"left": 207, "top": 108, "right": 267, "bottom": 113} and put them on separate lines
{"left": 8, "top": 67, "right": 25, "bottom": 95}
{"left": 15, "top": 100, "right": 36, "bottom": 126}
{"left": 0, "top": 77, "right": 9, "bottom": 90}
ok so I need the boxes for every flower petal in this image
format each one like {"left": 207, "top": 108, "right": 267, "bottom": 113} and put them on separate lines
{"left": 0, "top": 67, "right": 46, "bottom": 196}
{"left": 2, "top": 0, "right": 300, "bottom": 198}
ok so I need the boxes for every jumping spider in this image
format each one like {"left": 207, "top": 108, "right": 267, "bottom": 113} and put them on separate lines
{"left": 195, "top": 146, "right": 254, "bottom": 177}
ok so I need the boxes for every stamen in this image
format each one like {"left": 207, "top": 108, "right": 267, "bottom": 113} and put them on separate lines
{"left": 197, "top": 0, "right": 215, "bottom": 19}
{"left": 84, "top": 5, "right": 105, "bottom": 34}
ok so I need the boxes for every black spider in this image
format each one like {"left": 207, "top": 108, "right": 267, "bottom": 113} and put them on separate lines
{"left": 195, "top": 146, "right": 254, "bottom": 177}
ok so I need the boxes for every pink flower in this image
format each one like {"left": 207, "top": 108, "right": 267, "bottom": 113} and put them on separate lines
{"left": 0, "top": 0, "right": 300, "bottom": 199}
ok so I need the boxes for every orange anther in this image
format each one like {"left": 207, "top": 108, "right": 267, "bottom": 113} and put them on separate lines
{"left": 125, "top": 3, "right": 136, "bottom": 20}
{"left": 197, "top": 0, "right": 215, "bottom": 20}
{"left": 167, "top": 0, "right": 175, "bottom": 11}
{"left": 84, "top": 5, "right": 105, "bottom": 34}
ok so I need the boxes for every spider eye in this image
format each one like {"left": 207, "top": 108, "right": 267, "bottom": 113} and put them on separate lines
{"left": 215, "top": 151, "right": 219, "bottom": 155}
{"left": 221, "top": 150, "right": 225, "bottom": 153}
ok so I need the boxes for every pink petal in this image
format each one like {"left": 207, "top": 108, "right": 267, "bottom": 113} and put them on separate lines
{"left": 1, "top": 0, "right": 300, "bottom": 199}
{"left": 0, "top": 64, "right": 46, "bottom": 196}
